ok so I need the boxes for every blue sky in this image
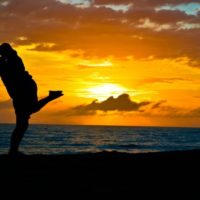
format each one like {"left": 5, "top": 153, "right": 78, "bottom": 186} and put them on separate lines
{"left": 159, "top": 3, "right": 200, "bottom": 15}
{"left": 58, "top": 0, "right": 200, "bottom": 14}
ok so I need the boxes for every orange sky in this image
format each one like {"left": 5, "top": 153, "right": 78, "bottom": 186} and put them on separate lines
{"left": 0, "top": 0, "right": 200, "bottom": 127}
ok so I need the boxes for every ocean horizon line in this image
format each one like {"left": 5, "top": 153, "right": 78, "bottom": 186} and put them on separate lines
{"left": 0, "top": 123, "right": 200, "bottom": 129}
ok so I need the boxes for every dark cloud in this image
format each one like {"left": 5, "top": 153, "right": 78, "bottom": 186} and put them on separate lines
{"left": 64, "top": 96, "right": 200, "bottom": 118}
{"left": 57, "top": 93, "right": 200, "bottom": 118}
{"left": 146, "top": 101, "right": 200, "bottom": 118}
{"left": 0, "top": 0, "right": 200, "bottom": 66}
{"left": 187, "top": 107, "right": 200, "bottom": 117}
{"left": 126, "top": 8, "right": 195, "bottom": 24}
{"left": 151, "top": 100, "right": 167, "bottom": 109}
{"left": 66, "top": 94, "right": 151, "bottom": 115}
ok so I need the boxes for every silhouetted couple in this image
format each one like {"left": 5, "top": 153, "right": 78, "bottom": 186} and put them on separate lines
{"left": 0, "top": 43, "right": 63, "bottom": 155}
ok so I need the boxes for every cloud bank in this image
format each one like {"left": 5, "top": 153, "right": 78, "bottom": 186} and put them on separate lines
{"left": 0, "top": 0, "right": 200, "bottom": 66}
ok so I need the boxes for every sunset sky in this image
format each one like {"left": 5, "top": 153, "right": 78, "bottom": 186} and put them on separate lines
{"left": 0, "top": 0, "right": 200, "bottom": 127}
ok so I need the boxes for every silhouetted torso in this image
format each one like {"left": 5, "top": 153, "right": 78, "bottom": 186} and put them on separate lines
{"left": 0, "top": 52, "right": 33, "bottom": 100}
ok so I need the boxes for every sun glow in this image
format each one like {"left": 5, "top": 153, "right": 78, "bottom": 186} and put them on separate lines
{"left": 79, "top": 60, "right": 113, "bottom": 68}
{"left": 86, "top": 83, "right": 127, "bottom": 101}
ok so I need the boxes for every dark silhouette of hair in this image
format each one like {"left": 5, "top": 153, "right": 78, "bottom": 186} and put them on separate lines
{"left": 0, "top": 43, "right": 63, "bottom": 156}
{"left": 0, "top": 43, "right": 17, "bottom": 57}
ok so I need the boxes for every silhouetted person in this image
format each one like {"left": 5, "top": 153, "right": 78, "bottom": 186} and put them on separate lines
{"left": 0, "top": 43, "right": 63, "bottom": 155}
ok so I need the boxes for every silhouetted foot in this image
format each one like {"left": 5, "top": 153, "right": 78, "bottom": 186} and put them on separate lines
{"left": 49, "top": 90, "right": 63, "bottom": 100}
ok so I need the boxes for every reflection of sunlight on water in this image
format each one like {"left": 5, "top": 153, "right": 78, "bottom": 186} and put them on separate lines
{"left": 1, "top": 124, "right": 200, "bottom": 155}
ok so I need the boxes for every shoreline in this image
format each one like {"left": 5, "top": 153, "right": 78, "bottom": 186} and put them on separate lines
{"left": 1, "top": 149, "right": 200, "bottom": 196}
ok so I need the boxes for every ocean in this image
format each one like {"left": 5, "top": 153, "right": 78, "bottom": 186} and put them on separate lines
{"left": 0, "top": 124, "right": 200, "bottom": 155}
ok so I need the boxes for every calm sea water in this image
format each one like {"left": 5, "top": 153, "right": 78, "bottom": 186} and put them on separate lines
{"left": 0, "top": 124, "right": 200, "bottom": 155}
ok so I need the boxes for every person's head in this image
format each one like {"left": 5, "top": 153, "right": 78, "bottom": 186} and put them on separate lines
{"left": 0, "top": 43, "right": 16, "bottom": 58}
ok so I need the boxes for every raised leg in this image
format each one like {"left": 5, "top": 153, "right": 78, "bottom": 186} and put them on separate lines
{"left": 31, "top": 91, "right": 63, "bottom": 114}
{"left": 9, "top": 115, "right": 29, "bottom": 155}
